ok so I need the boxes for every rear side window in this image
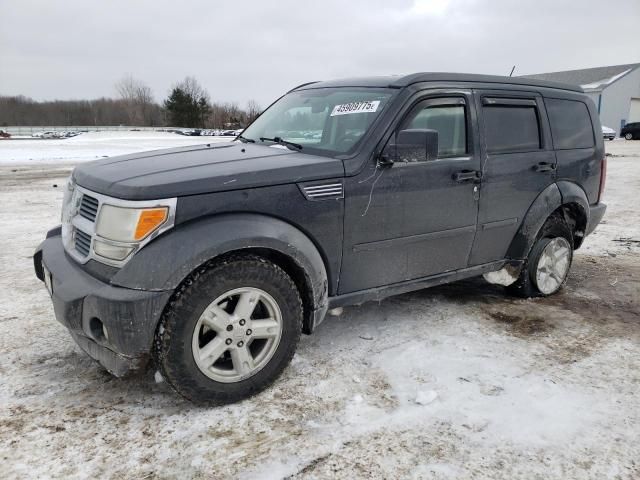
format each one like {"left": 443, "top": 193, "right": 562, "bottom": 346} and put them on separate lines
{"left": 483, "top": 104, "right": 541, "bottom": 154}
{"left": 545, "top": 98, "right": 594, "bottom": 149}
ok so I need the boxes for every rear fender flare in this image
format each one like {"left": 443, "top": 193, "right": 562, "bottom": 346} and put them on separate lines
{"left": 556, "top": 180, "right": 590, "bottom": 247}
{"left": 506, "top": 183, "right": 562, "bottom": 260}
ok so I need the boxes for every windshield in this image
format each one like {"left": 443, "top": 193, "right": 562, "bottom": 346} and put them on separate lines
{"left": 240, "top": 87, "right": 394, "bottom": 156}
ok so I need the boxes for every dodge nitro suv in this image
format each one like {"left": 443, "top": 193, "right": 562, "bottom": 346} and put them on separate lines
{"left": 34, "top": 73, "right": 607, "bottom": 403}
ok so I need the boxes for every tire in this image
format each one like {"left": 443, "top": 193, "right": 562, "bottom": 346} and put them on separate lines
{"left": 507, "top": 214, "right": 573, "bottom": 298}
{"left": 154, "top": 255, "right": 303, "bottom": 404}
{"left": 625, "top": 133, "right": 633, "bottom": 140}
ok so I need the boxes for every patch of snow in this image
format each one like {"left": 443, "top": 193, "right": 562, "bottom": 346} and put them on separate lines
{"left": 0, "top": 131, "right": 230, "bottom": 165}
{"left": 415, "top": 389, "right": 438, "bottom": 405}
{"left": 483, "top": 265, "right": 519, "bottom": 286}
{"left": 0, "top": 129, "right": 638, "bottom": 479}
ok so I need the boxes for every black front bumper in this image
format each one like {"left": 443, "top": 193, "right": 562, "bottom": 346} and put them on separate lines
{"left": 34, "top": 230, "right": 172, "bottom": 376}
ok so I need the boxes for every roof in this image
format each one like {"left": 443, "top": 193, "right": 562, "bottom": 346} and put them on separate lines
{"left": 520, "top": 63, "right": 640, "bottom": 92}
{"left": 295, "top": 72, "right": 583, "bottom": 93}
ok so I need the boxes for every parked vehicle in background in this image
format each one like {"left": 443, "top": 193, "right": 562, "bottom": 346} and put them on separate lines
{"left": 602, "top": 125, "right": 616, "bottom": 140}
{"left": 0, "top": 129, "right": 11, "bottom": 139}
{"left": 30, "top": 131, "right": 80, "bottom": 139}
{"left": 621, "top": 122, "right": 640, "bottom": 140}
{"left": 35, "top": 73, "right": 607, "bottom": 404}
{"left": 221, "top": 129, "right": 237, "bottom": 136}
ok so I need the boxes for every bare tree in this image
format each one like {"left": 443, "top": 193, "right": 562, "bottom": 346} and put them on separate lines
{"left": 176, "top": 76, "right": 211, "bottom": 106}
{"left": 246, "top": 99, "right": 261, "bottom": 124}
{"left": 115, "top": 74, "right": 155, "bottom": 126}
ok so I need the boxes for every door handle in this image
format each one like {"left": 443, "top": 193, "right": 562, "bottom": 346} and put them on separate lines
{"left": 533, "top": 162, "right": 556, "bottom": 172}
{"left": 453, "top": 170, "right": 481, "bottom": 183}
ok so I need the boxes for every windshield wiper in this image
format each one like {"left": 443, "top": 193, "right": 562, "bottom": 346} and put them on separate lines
{"left": 259, "top": 136, "right": 303, "bottom": 151}
{"left": 237, "top": 134, "right": 255, "bottom": 143}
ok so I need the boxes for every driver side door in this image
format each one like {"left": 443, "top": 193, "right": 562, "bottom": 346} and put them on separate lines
{"left": 339, "top": 91, "right": 481, "bottom": 294}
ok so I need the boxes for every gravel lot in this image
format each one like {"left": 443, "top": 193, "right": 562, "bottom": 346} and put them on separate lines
{"left": 0, "top": 137, "right": 639, "bottom": 479}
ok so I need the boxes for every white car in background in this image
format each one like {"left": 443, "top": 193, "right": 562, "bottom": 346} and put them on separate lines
{"left": 602, "top": 125, "right": 616, "bottom": 141}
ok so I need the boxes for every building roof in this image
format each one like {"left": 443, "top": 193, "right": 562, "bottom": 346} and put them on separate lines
{"left": 521, "top": 63, "right": 640, "bottom": 92}
{"left": 296, "top": 72, "right": 582, "bottom": 92}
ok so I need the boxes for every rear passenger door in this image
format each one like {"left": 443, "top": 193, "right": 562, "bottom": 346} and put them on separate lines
{"left": 468, "top": 91, "right": 555, "bottom": 265}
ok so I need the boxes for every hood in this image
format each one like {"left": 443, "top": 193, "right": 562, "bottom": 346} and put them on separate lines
{"left": 73, "top": 142, "right": 345, "bottom": 200}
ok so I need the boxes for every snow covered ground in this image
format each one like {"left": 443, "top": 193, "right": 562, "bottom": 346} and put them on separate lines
{"left": 0, "top": 137, "right": 639, "bottom": 479}
{"left": 0, "top": 131, "right": 231, "bottom": 165}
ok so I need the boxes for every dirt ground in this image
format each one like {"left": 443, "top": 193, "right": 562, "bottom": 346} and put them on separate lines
{"left": 0, "top": 140, "right": 639, "bottom": 479}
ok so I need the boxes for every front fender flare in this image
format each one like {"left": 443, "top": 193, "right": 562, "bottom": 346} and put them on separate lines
{"left": 111, "top": 213, "right": 329, "bottom": 329}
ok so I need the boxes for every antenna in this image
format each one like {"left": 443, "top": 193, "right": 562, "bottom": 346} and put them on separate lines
{"left": 509, "top": 65, "right": 516, "bottom": 77}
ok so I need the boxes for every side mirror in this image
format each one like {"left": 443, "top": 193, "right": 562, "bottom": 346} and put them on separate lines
{"left": 396, "top": 129, "right": 439, "bottom": 162}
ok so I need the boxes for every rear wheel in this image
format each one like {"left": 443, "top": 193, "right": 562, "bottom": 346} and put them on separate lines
{"left": 625, "top": 132, "right": 634, "bottom": 140}
{"left": 154, "top": 256, "right": 302, "bottom": 404}
{"left": 507, "top": 215, "right": 573, "bottom": 298}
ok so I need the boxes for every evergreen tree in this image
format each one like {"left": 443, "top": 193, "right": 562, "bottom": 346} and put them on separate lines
{"left": 164, "top": 87, "right": 191, "bottom": 127}
{"left": 164, "top": 77, "right": 211, "bottom": 128}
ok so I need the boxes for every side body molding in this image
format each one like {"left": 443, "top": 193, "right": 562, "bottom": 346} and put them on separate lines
{"left": 111, "top": 213, "right": 329, "bottom": 332}
{"left": 506, "top": 183, "right": 562, "bottom": 260}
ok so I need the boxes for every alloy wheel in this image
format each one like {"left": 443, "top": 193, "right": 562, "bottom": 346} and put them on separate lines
{"left": 191, "top": 287, "right": 283, "bottom": 383}
{"left": 534, "top": 237, "right": 571, "bottom": 295}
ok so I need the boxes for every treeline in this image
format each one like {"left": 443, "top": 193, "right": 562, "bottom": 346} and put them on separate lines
{"left": 0, "top": 75, "right": 262, "bottom": 129}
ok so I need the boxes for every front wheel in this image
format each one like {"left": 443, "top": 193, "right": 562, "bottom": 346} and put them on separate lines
{"left": 154, "top": 256, "right": 303, "bottom": 404}
{"left": 507, "top": 215, "right": 573, "bottom": 298}
{"left": 625, "top": 132, "right": 634, "bottom": 140}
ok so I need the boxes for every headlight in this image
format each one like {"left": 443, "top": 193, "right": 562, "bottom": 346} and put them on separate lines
{"left": 96, "top": 205, "right": 169, "bottom": 242}
{"left": 93, "top": 203, "right": 172, "bottom": 262}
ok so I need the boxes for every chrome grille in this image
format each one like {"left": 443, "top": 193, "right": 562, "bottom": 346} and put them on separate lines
{"left": 74, "top": 229, "right": 92, "bottom": 257}
{"left": 79, "top": 194, "right": 99, "bottom": 222}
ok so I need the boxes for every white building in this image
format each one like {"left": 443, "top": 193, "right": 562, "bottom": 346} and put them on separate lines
{"left": 522, "top": 63, "right": 640, "bottom": 135}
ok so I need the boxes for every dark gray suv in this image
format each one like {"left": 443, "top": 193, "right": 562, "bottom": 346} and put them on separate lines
{"left": 34, "top": 73, "right": 607, "bottom": 403}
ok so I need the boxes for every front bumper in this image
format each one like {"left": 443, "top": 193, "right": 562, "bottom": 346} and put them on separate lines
{"left": 34, "top": 229, "right": 172, "bottom": 376}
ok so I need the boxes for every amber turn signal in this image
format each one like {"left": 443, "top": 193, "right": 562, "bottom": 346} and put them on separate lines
{"left": 134, "top": 208, "right": 168, "bottom": 240}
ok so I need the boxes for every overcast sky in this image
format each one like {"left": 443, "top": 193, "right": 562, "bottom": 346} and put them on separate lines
{"left": 1, "top": 0, "right": 639, "bottom": 107}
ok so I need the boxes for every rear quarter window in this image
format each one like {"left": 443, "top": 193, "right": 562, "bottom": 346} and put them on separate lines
{"left": 545, "top": 98, "right": 594, "bottom": 149}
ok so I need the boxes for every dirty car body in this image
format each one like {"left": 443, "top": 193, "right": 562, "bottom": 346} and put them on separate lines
{"left": 34, "top": 73, "right": 607, "bottom": 402}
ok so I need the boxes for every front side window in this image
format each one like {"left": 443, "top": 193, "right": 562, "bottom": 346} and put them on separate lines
{"left": 401, "top": 100, "right": 467, "bottom": 157}
{"left": 241, "top": 87, "right": 394, "bottom": 156}
{"left": 483, "top": 104, "right": 541, "bottom": 154}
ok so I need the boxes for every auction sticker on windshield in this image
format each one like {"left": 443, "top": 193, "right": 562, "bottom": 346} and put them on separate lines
{"left": 330, "top": 100, "right": 380, "bottom": 116}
